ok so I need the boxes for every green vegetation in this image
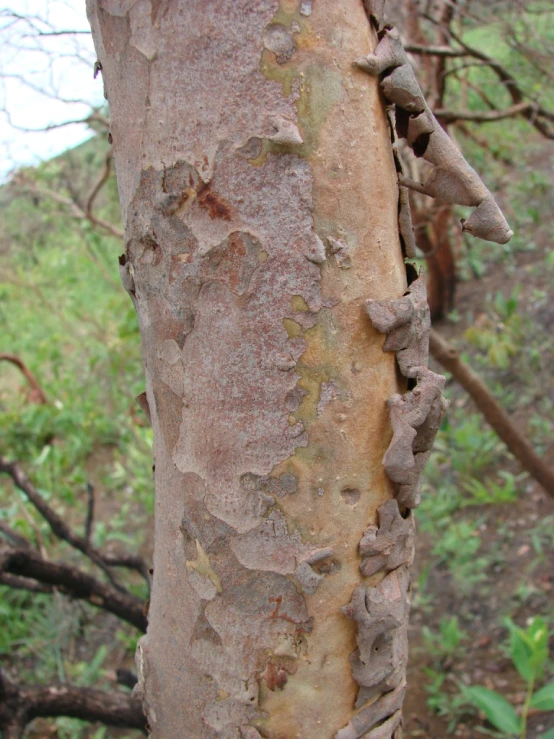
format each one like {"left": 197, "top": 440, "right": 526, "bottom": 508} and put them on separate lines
{"left": 462, "top": 617, "right": 554, "bottom": 738}
{"left": 0, "top": 137, "right": 150, "bottom": 737}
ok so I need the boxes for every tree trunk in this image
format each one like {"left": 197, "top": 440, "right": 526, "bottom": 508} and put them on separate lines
{"left": 87, "top": 1, "right": 409, "bottom": 736}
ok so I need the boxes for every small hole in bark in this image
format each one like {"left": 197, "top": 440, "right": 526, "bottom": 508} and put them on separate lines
{"left": 341, "top": 487, "right": 361, "bottom": 505}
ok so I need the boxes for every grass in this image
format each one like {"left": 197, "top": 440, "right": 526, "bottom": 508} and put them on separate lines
{"left": 0, "top": 138, "right": 150, "bottom": 737}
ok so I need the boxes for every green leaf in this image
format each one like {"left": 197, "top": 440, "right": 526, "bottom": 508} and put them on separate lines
{"left": 531, "top": 683, "right": 554, "bottom": 711}
{"left": 505, "top": 620, "right": 534, "bottom": 682}
{"left": 463, "top": 686, "right": 521, "bottom": 735}
{"left": 539, "top": 730, "right": 554, "bottom": 739}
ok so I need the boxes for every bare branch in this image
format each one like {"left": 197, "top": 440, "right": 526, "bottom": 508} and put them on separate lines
{"left": 0, "top": 522, "right": 33, "bottom": 551}
{"left": 84, "top": 483, "right": 94, "bottom": 544}
{"left": 12, "top": 178, "right": 124, "bottom": 240}
{"left": 405, "top": 43, "right": 467, "bottom": 58}
{"left": 0, "top": 573, "right": 52, "bottom": 593}
{"left": 0, "top": 354, "right": 48, "bottom": 405}
{"left": 0, "top": 542, "right": 147, "bottom": 631}
{"left": 436, "top": 101, "right": 542, "bottom": 125}
{"left": 85, "top": 152, "right": 113, "bottom": 217}
{"left": 430, "top": 329, "right": 554, "bottom": 498}
{"left": 0, "top": 458, "right": 149, "bottom": 584}
{"left": 0, "top": 668, "right": 146, "bottom": 737}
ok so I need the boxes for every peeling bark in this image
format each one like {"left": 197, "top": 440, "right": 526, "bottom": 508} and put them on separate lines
{"left": 356, "top": 25, "right": 513, "bottom": 245}
{"left": 88, "top": 0, "right": 414, "bottom": 736}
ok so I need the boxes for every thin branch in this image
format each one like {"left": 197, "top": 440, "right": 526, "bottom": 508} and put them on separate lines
{"left": 405, "top": 42, "right": 467, "bottom": 58}
{"left": 85, "top": 152, "right": 112, "bottom": 217}
{"left": 435, "top": 101, "right": 540, "bottom": 125}
{"left": 432, "top": 21, "right": 554, "bottom": 138}
{"left": 0, "top": 668, "right": 146, "bottom": 737}
{"left": 0, "top": 573, "right": 52, "bottom": 593}
{"left": 0, "top": 458, "right": 149, "bottom": 584}
{"left": 0, "top": 543, "right": 147, "bottom": 631}
{"left": 0, "top": 522, "right": 33, "bottom": 551}
{"left": 12, "top": 178, "right": 124, "bottom": 240}
{"left": 0, "top": 354, "right": 47, "bottom": 405}
{"left": 455, "top": 122, "right": 513, "bottom": 166}
{"left": 430, "top": 329, "right": 554, "bottom": 498}
{"left": 84, "top": 483, "right": 94, "bottom": 544}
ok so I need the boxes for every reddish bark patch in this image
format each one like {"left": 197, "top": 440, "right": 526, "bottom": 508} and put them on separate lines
{"left": 197, "top": 182, "right": 232, "bottom": 221}
{"left": 261, "top": 661, "right": 288, "bottom": 692}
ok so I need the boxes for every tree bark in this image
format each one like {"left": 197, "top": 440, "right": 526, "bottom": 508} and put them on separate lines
{"left": 87, "top": 1, "right": 408, "bottom": 736}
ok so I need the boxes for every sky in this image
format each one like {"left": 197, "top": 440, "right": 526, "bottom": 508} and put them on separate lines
{"left": 0, "top": 0, "right": 104, "bottom": 179}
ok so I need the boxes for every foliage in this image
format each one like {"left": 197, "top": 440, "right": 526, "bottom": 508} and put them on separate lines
{"left": 0, "top": 135, "right": 149, "bottom": 737}
{"left": 462, "top": 617, "right": 554, "bottom": 738}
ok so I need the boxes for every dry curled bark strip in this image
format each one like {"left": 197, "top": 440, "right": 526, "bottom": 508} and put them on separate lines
{"left": 364, "top": 273, "right": 448, "bottom": 508}
{"left": 429, "top": 329, "right": 554, "bottom": 498}
{"left": 356, "top": 26, "right": 513, "bottom": 244}
{"left": 0, "top": 354, "right": 47, "bottom": 405}
{"left": 0, "top": 668, "right": 146, "bottom": 738}
{"left": 0, "top": 543, "right": 147, "bottom": 632}
{"left": 359, "top": 500, "right": 415, "bottom": 578}
{"left": 0, "top": 457, "right": 149, "bottom": 584}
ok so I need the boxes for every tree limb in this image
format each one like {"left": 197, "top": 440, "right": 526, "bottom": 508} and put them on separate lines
{"left": 0, "top": 543, "right": 147, "bottom": 631}
{"left": 0, "top": 668, "right": 146, "bottom": 738}
{"left": 429, "top": 329, "right": 554, "bottom": 498}
{"left": 0, "top": 457, "right": 149, "bottom": 584}
{"left": 431, "top": 22, "right": 554, "bottom": 138}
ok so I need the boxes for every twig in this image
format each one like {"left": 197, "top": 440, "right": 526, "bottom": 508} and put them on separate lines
{"left": 85, "top": 152, "right": 113, "bottom": 218}
{"left": 454, "top": 122, "right": 513, "bottom": 166}
{"left": 0, "top": 354, "right": 47, "bottom": 405}
{"left": 12, "top": 178, "right": 123, "bottom": 240}
{"left": 0, "top": 522, "right": 32, "bottom": 551}
{"left": 429, "top": 22, "right": 554, "bottom": 138}
{"left": 405, "top": 42, "right": 467, "bottom": 57}
{"left": 0, "top": 668, "right": 146, "bottom": 737}
{"left": 429, "top": 329, "right": 554, "bottom": 498}
{"left": 435, "top": 101, "right": 538, "bottom": 125}
{"left": 84, "top": 483, "right": 94, "bottom": 544}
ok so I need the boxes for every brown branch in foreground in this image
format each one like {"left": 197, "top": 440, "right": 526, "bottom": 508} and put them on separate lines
{"left": 0, "top": 668, "right": 146, "bottom": 738}
{"left": 430, "top": 329, "right": 554, "bottom": 498}
{"left": 0, "top": 542, "right": 147, "bottom": 631}
{"left": 0, "top": 354, "right": 47, "bottom": 405}
{"left": 0, "top": 457, "right": 150, "bottom": 584}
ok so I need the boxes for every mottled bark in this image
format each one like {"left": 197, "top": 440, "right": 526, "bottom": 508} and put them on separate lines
{"left": 87, "top": 1, "right": 410, "bottom": 736}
